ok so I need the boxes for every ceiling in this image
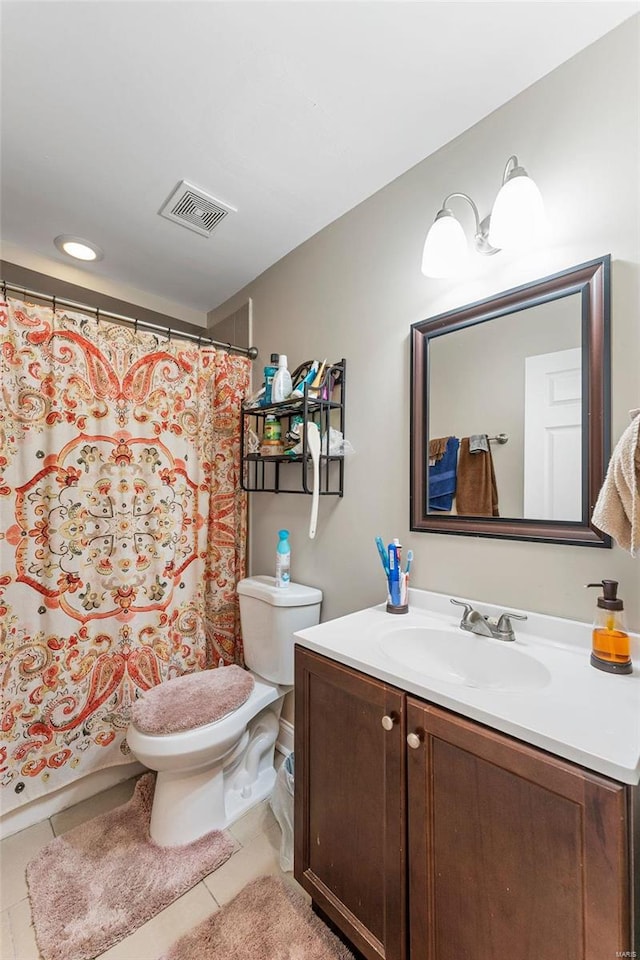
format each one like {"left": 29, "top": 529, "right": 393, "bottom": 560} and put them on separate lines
{"left": 1, "top": 1, "right": 638, "bottom": 317}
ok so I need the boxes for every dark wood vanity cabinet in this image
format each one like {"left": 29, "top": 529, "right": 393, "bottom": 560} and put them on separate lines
{"left": 294, "top": 647, "right": 635, "bottom": 960}
{"left": 294, "top": 647, "right": 407, "bottom": 960}
{"left": 406, "top": 698, "right": 632, "bottom": 960}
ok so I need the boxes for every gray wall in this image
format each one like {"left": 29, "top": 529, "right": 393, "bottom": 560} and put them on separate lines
{"left": 210, "top": 19, "right": 640, "bottom": 645}
{"left": 209, "top": 299, "right": 252, "bottom": 350}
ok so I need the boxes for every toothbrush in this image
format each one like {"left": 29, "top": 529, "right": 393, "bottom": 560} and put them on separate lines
{"left": 402, "top": 550, "right": 413, "bottom": 605}
{"left": 375, "top": 536, "right": 390, "bottom": 576}
{"left": 400, "top": 572, "right": 408, "bottom": 606}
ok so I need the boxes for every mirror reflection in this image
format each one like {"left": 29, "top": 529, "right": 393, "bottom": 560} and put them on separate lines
{"left": 410, "top": 256, "right": 611, "bottom": 546}
{"left": 428, "top": 294, "right": 582, "bottom": 520}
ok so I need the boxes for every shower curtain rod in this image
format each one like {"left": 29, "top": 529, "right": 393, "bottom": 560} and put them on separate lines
{"left": 1, "top": 280, "right": 259, "bottom": 359}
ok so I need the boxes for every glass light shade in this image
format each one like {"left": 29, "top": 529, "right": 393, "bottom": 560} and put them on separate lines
{"left": 488, "top": 174, "right": 545, "bottom": 251}
{"left": 421, "top": 211, "right": 468, "bottom": 278}
{"left": 63, "top": 241, "right": 97, "bottom": 260}
{"left": 54, "top": 235, "right": 104, "bottom": 261}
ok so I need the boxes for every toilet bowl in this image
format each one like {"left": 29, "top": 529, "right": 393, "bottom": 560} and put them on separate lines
{"left": 127, "top": 576, "right": 322, "bottom": 846}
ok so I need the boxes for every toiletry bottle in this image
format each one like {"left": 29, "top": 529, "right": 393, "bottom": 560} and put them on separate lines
{"left": 291, "top": 361, "right": 318, "bottom": 399}
{"left": 275, "top": 529, "right": 291, "bottom": 588}
{"left": 263, "top": 415, "right": 281, "bottom": 442}
{"left": 586, "top": 580, "right": 632, "bottom": 674}
{"left": 271, "top": 355, "right": 293, "bottom": 403}
{"left": 260, "top": 354, "right": 279, "bottom": 407}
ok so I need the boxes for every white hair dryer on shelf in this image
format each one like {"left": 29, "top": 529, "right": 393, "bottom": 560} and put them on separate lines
{"left": 307, "top": 421, "right": 320, "bottom": 539}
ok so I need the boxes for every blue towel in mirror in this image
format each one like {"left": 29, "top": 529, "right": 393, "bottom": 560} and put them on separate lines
{"left": 428, "top": 436, "right": 459, "bottom": 511}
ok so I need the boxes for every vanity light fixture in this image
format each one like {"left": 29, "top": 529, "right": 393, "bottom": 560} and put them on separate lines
{"left": 54, "top": 235, "right": 104, "bottom": 262}
{"left": 488, "top": 156, "right": 546, "bottom": 251}
{"left": 421, "top": 155, "right": 545, "bottom": 279}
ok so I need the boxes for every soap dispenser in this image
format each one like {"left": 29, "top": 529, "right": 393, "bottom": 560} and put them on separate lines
{"left": 586, "top": 580, "right": 632, "bottom": 674}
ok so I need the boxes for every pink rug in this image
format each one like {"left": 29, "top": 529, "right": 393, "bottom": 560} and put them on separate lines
{"left": 161, "top": 875, "right": 355, "bottom": 960}
{"left": 26, "top": 774, "right": 234, "bottom": 960}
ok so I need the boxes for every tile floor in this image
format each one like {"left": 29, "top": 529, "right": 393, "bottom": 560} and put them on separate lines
{"left": 1, "top": 768, "right": 305, "bottom": 960}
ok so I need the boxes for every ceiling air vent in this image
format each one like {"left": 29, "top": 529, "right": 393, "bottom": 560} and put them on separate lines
{"left": 159, "top": 180, "right": 236, "bottom": 237}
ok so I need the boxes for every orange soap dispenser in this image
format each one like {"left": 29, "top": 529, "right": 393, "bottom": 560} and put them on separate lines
{"left": 586, "top": 580, "right": 632, "bottom": 675}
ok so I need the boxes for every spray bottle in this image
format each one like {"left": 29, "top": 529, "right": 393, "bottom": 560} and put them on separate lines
{"left": 275, "top": 529, "right": 291, "bottom": 588}
{"left": 586, "top": 580, "right": 632, "bottom": 674}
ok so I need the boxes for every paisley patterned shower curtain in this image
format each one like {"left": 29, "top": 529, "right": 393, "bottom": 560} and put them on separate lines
{"left": 0, "top": 298, "right": 250, "bottom": 812}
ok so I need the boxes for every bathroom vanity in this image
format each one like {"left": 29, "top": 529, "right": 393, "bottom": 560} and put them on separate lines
{"left": 293, "top": 590, "right": 639, "bottom": 960}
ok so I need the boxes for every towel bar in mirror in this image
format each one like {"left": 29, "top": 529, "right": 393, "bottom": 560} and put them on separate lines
{"left": 410, "top": 255, "right": 611, "bottom": 546}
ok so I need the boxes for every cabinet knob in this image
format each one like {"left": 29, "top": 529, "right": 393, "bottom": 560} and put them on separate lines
{"left": 381, "top": 714, "right": 397, "bottom": 731}
{"left": 407, "top": 732, "right": 422, "bottom": 750}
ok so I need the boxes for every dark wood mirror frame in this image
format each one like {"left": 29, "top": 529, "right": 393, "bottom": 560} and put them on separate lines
{"left": 410, "top": 255, "right": 611, "bottom": 546}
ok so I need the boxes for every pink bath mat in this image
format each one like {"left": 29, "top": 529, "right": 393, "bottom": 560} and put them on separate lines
{"left": 161, "top": 875, "right": 355, "bottom": 960}
{"left": 26, "top": 773, "right": 234, "bottom": 960}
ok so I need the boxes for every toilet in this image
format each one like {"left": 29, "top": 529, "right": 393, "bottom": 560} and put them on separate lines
{"left": 127, "top": 576, "right": 322, "bottom": 846}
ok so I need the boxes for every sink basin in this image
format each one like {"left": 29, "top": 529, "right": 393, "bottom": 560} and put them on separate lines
{"left": 379, "top": 626, "right": 551, "bottom": 691}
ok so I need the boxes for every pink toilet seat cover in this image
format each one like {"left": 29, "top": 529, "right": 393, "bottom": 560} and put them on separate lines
{"left": 131, "top": 665, "right": 255, "bottom": 735}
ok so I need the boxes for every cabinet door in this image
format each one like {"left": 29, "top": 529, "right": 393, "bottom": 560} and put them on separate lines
{"left": 407, "top": 698, "right": 631, "bottom": 960}
{"left": 295, "top": 647, "right": 407, "bottom": 960}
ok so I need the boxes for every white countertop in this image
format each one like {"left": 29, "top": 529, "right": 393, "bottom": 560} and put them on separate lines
{"left": 294, "top": 588, "right": 640, "bottom": 785}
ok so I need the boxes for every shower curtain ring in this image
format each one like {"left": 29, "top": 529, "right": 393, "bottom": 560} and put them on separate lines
{"left": 167, "top": 328, "right": 172, "bottom": 342}
{"left": 134, "top": 318, "right": 138, "bottom": 333}
{"left": 52, "top": 296, "right": 56, "bottom": 313}
{"left": 96, "top": 307, "right": 100, "bottom": 324}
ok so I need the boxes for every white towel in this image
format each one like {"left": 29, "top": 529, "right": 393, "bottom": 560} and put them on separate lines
{"left": 592, "top": 410, "right": 640, "bottom": 556}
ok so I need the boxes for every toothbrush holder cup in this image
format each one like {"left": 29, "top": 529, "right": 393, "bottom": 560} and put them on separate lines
{"left": 386, "top": 602, "right": 409, "bottom": 615}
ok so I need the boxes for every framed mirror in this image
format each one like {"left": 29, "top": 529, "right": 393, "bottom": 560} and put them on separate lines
{"left": 410, "top": 256, "right": 611, "bottom": 546}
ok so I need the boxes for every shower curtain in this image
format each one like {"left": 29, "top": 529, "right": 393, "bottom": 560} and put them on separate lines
{"left": 0, "top": 298, "right": 250, "bottom": 812}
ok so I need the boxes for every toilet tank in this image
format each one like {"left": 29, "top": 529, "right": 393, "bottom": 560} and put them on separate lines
{"left": 237, "top": 576, "right": 322, "bottom": 684}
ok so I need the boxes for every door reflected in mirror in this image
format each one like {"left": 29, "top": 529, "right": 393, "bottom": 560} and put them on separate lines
{"left": 428, "top": 293, "right": 582, "bottom": 520}
{"left": 410, "top": 256, "right": 611, "bottom": 546}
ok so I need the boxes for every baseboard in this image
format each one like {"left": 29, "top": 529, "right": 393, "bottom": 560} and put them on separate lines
{"left": 276, "top": 718, "right": 294, "bottom": 756}
{"left": 0, "top": 761, "right": 144, "bottom": 840}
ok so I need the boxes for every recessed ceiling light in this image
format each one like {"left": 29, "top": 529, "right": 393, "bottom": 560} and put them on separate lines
{"left": 54, "top": 235, "right": 104, "bottom": 262}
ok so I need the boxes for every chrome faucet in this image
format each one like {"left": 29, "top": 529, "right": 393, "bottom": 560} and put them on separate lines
{"left": 450, "top": 599, "right": 527, "bottom": 642}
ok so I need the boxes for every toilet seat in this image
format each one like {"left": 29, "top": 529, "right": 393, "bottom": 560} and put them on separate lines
{"left": 131, "top": 665, "right": 255, "bottom": 735}
{"left": 127, "top": 675, "right": 283, "bottom": 774}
